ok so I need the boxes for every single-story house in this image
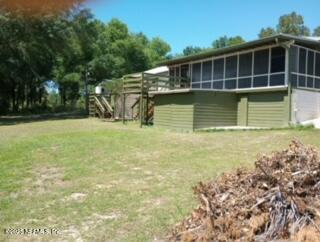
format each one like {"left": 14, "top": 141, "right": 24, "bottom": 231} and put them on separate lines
{"left": 150, "top": 34, "right": 320, "bottom": 130}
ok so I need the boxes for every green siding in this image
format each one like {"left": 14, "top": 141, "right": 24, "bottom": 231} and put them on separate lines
{"left": 237, "top": 95, "right": 248, "bottom": 126}
{"left": 193, "top": 92, "right": 237, "bottom": 129}
{"left": 154, "top": 93, "right": 194, "bottom": 130}
{"left": 247, "top": 92, "right": 288, "bottom": 127}
{"left": 154, "top": 90, "right": 290, "bottom": 131}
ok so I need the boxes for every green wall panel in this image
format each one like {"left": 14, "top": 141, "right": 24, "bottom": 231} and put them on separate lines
{"left": 193, "top": 92, "right": 238, "bottom": 129}
{"left": 237, "top": 95, "right": 248, "bottom": 126}
{"left": 154, "top": 90, "right": 289, "bottom": 131}
{"left": 247, "top": 91, "right": 288, "bottom": 127}
{"left": 154, "top": 93, "right": 194, "bottom": 130}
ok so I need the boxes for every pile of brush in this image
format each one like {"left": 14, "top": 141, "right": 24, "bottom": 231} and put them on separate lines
{"left": 170, "top": 140, "right": 320, "bottom": 242}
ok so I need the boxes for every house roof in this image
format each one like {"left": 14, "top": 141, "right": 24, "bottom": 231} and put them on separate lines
{"left": 144, "top": 66, "right": 169, "bottom": 74}
{"left": 123, "top": 66, "right": 169, "bottom": 78}
{"left": 159, "top": 34, "right": 320, "bottom": 66}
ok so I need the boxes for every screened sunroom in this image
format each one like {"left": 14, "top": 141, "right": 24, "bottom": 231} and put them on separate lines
{"left": 290, "top": 45, "right": 320, "bottom": 89}
{"left": 152, "top": 34, "right": 320, "bottom": 130}
{"left": 169, "top": 45, "right": 286, "bottom": 90}
{"left": 165, "top": 34, "right": 320, "bottom": 92}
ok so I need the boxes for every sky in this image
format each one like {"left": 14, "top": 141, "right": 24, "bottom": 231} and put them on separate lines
{"left": 85, "top": 0, "right": 320, "bottom": 54}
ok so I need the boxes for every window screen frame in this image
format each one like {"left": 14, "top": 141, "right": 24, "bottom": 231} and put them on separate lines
{"left": 167, "top": 44, "right": 287, "bottom": 91}
{"left": 290, "top": 44, "right": 320, "bottom": 90}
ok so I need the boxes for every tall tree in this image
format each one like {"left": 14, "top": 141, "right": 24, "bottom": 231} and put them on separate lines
{"left": 147, "top": 37, "right": 171, "bottom": 66}
{"left": 183, "top": 46, "right": 203, "bottom": 56}
{"left": 313, "top": 26, "right": 320, "bottom": 37}
{"left": 91, "top": 19, "right": 170, "bottom": 80}
{"left": 0, "top": 8, "right": 73, "bottom": 111}
{"left": 0, "top": 9, "right": 171, "bottom": 114}
{"left": 212, "top": 35, "right": 245, "bottom": 49}
{"left": 228, "top": 36, "right": 246, "bottom": 46}
{"left": 259, "top": 12, "right": 310, "bottom": 38}
{"left": 277, "top": 12, "right": 310, "bottom": 36}
{"left": 259, "top": 27, "right": 277, "bottom": 38}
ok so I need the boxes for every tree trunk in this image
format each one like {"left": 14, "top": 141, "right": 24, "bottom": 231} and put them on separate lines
{"left": 25, "top": 81, "right": 28, "bottom": 109}
{"left": 11, "top": 80, "right": 17, "bottom": 112}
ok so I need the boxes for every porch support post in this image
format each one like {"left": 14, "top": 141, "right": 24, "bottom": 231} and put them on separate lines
{"left": 140, "top": 73, "right": 144, "bottom": 128}
{"left": 122, "top": 93, "right": 126, "bottom": 124}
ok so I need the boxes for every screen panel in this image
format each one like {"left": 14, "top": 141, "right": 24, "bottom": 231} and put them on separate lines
{"left": 316, "top": 53, "right": 320, "bottom": 77}
{"left": 307, "top": 77, "right": 314, "bottom": 88}
{"left": 202, "top": 61, "right": 212, "bottom": 81}
{"left": 299, "top": 48, "right": 307, "bottom": 74}
{"left": 238, "top": 78, "right": 251, "bottom": 89}
{"left": 213, "top": 58, "right": 224, "bottom": 80}
{"left": 225, "top": 55, "right": 237, "bottom": 78}
{"left": 239, "top": 52, "right": 252, "bottom": 77}
{"left": 315, "top": 78, "right": 320, "bottom": 89}
{"left": 270, "top": 74, "right": 285, "bottom": 86}
{"left": 271, "top": 47, "right": 285, "bottom": 73}
{"left": 192, "top": 83, "right": 200, "bottom": 88}
{"left": 253, "top": 75, "right": 268, "bottom": 87}
{"left": 212, "top": 81, "right": 223, "bottom": 89}
{"left": 254, "top": 49, "right": 269, "bottom": 75}
{"left": 225, "top": 79, "right": 236, "bottom": 89}
{"left": 181, "top": 64, "right": 189, "bottom": 78}
{"left": 298, "top": 75, "right": 306, "bottom": 87}
{"left": 192, "top": 63, "right": 201, "bottom": 83}
{"left": 202, "top": 82, "right": 211, "bottom": 89}
{"left": 307, "top": 51, "right": 314, "bottom": 76}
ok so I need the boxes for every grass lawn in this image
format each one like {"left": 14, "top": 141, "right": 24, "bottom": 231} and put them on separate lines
{"left": 1, "top": 117, "right": 320, "bottom": 241}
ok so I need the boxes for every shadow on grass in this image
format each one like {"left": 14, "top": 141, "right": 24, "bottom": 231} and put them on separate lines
{"left": 0, "top": 112, "right": 87, "bottom": 126}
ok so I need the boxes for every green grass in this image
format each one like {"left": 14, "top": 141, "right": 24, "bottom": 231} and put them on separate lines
{"left": 1, "top": 118, "right": 320, "bottom": 241}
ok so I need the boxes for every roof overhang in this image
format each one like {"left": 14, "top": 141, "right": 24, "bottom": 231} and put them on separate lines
{"left": 149, "top": 86, "right": 288, "bottom": 95}
{"left": 159, "top": 34, "right": 320, "bottom": 66}
{"left": 149, "top": 89, "right": 192, "bottom": 95}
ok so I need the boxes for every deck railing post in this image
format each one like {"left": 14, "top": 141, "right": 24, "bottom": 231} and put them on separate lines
{"left": 140, "top": 73, "right": 144, "bottom": 128}
{"left": 146, "top": 92, "right": 149, "bottom": 125}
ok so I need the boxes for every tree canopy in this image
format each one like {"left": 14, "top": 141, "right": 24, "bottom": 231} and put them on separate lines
{"left": 181, "top": 36, "right": 246, "bottom": 57}
{"left": 182, "top": 46, "right": 204, "bottom": 56}
{"left": 212, "top": 36, "right": 245, "bottom": 49}
{"left": 313, "top": 26, "right": 320, "bottom": 37}
{"left": 0, "top": 6, "right": 171, "bottom": 114}
{"left": 259, "top": 11, "right": 312, "bottom": 38}
{"left": 259, "top": 27, "right": 277, "bottom": 38}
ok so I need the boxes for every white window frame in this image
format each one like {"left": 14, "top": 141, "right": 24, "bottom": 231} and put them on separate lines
{"left": 292, "top": 44, "right": 320, "bottom": 90}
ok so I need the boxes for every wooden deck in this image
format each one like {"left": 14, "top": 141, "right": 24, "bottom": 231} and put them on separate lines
{"left": 122, "top": 72, "right": 190, "bottom": 127}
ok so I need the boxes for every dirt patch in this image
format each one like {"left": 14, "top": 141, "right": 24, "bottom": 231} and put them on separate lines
{"left": 138, "top": 197, "right": 168, "bottom": 213}
{"left": 145, "top": 197, "right": 167, "bottom": 207}
{"left": 61, "top": 212, "right": 121, "bottom": 241}
{"left": 132, "top": 167, "right": 142, "bottom": 171}
{"left": 132, "top": 150, "right": 163, "bottom": 162}
{"left": 96, "top": 183, "right": 115, "bottom": 190}
{"left": 70, "top": 193, "right": 87, "bottom": 201}
{"left": 62, "top": 225, "right": 83, "bottom": 242}
{"left": 33, "top": 166, "right": 70, "bottom": 194}
{"left": 61, "top": 193, "right": 87, "bottom": 203}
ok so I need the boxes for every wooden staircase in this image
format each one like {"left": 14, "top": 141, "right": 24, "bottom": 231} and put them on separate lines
{"left": 89, "top": 94, "right": 114, "bottom": 119}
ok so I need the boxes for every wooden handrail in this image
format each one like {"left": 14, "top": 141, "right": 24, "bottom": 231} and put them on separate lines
{"left": 94, "top": 96, "right": 106, "bottom": 113}
{"left": 101, "top": 96, "right": 113, "bottom": 114}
